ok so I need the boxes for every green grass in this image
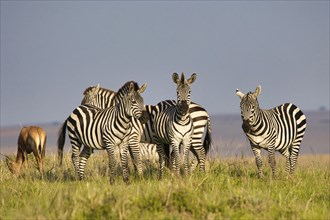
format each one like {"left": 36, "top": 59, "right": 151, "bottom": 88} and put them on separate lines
{"left": 1, "top": 153, "right": 329, "bottom": 219}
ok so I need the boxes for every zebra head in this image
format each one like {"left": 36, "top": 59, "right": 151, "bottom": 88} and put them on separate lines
{"left": 172, "top": 72, "right": 197, "bottom": 115}
{"left": 236, "top": 85, "right": 261, "bottom": 133}
{"left": 125, "top": 81, "right": 149, "bottom": 124}
{"left": 81, "top": 83, "right": 100, "bottom": 106}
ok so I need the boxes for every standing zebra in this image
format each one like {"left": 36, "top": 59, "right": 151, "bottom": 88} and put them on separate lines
{"left": 154, "top": 99, "right": 212, "bottom": 172}
{"left": 80, "top": 83, "right": 212, "bottom": 173}
{"left": 236, "top": 85, "right": 307, "bottom": 177}
{"left": 153, "top": 72, "right": 196, "bottom": 177}
{"left": 57, "top": 81, "right": 148, "bottom": 184}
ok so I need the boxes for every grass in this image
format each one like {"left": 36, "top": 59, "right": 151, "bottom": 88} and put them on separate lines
{"left": 0, "top": 153, "right": 329, "bottom": 219}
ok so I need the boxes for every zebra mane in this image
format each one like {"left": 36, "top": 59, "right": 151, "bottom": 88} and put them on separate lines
{"left": 83, "top": 85, "right": 115, "bottom": 95}
{"left": 115, "top": 81, "right": 139, "bottom": 101}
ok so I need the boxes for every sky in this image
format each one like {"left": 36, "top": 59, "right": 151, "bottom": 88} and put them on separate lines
{"left": 1, "top": 1, "right": 329, "bottom": 127}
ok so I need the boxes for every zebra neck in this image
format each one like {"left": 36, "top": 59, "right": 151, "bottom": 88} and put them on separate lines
{"left": 250, "top": 109, "right": 265, "bottom": 132}
{"left": 115, "top": 103, "right": 131, "bottom": 127}
{"left": 175, "top": 109, "right": 191, "bottom": 125}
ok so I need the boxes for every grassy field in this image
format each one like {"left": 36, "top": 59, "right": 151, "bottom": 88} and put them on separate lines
{"left": 0, "top": 153, "right": 329, "bottom": 220}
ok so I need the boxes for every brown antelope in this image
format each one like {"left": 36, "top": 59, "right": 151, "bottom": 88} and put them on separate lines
{"left": 6, "top": 126, "right": 47, "bottom": 175}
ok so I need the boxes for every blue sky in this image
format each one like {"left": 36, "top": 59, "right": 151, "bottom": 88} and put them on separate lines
{"left": 1, "top": 1, "right": 329, "bottom": 126}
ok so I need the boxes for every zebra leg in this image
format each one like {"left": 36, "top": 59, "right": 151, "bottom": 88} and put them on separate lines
{"left": 164, "top": 144, "right": 171, "bottom": 169}
{"left": 252, "top": 147, "right": 264, "bottom": 178}
{"left": 285, "top": 156, "right": 291, "bottom": 174}
{"left": 156, "top": 144, "right": 165, "bottom": 179}
{"left": 78, "top": 146, "right": 93, "bottom": 180}
{"left": 120, "top": 143, "right": 130, "bottom": 184}
{"left": 105, "top": 147, "right": 116, "bottom": 184}
{"left": 267, "top": 146, "right": 276, "bottom": 178}
{"left": 190, "top": 144, "right": 206, "bottom": 172}
{"left": 70, "top": 140, "right": 82, "bottom": 179}
{"left": 183, "top": 145, "right": 191, "bottom": 175}
{"left": 172, "top": 144, "right": 181, "bottom": 176}
{"left": 281, "top": 150, "right": 291, "bottom": 174}
{"left": 127, "top": 134, "right": 143, "bottom": 177}
{"left": 170, "top": 149, "right": 175, "bottom": 171}
{"left": 289, "top": 144, "right": 300, "bottom": 175}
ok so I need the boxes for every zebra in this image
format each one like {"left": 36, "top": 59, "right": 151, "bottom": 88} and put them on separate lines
{"left": 57, "top": 81, "right": 148, "bottom": 184}
{"left": 236, "top": 85, "right": 307, "bottom": 177}
{"left": 81, "top": 84, "right": 116, "bottom": 108}
{"left": 154, "top": 99, "right": 212, "bottom": 172}
{"left": 152, "top": 72, "right": 196, "bottom": 177}
{"left": 80, "top": 83, "right": 212, "bottom": 173}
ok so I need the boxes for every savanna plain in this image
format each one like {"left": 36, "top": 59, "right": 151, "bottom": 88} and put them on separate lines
{"left": 1, "top": 111, "right": 329, "bottom": 219}
{"left": 0, "top": 153, "right": 329, "bottom": 220}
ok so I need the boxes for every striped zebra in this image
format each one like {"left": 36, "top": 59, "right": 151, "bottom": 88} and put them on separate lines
{"left": 81, "top": 83, "right": 212, "bottom": 173}
{"left": 81, "top": 84, "right": 116, "bottom": 108}
{"left": 154, "top": 99, "right": 212, "bottom": 172}
{"left": 57, "top": 81, "right": 148, "bottom": 184}
{"left": 236, "top": 85, "right": 307, "bottom": 177}
{"left": 152, "top": 72, "right": 196, "bottom": 177}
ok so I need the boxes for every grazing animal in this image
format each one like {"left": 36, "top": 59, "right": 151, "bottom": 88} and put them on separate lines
{"left": 153, "top": 73, "right": 196, "bottom": 178}
{"left": 236, "top": 85, "right": 307, "bottom": 177}
{"left": 57, "top": 81, "right": 148, "bottom": 184}
{"left": 80, "top": 83, "right": 212, "bottom": 173}
{"left": 6, "top": 126, "right": 46, "bottom": 174}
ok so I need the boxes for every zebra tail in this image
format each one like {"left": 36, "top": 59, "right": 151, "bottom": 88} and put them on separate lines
{"left": 203, "top": 117, "right": 212, "bottom": 154}
{"left": 57, "top": 120, "right": 67, "bottom": 166}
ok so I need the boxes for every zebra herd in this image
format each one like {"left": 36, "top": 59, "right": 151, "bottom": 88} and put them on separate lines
{"left": 56, "top": 73, "right": 307, "bottom": 183}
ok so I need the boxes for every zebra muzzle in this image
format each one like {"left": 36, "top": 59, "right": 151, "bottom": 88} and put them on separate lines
{"left": 178, "top": 101, "right": 189, "bottom": 115}
{"left": 242, "top": 120, "right": 251, "bottom": 133}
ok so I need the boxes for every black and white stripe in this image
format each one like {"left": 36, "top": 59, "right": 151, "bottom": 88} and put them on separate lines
{"left": 57, "top": 81, "right": 148, "bottom": 183}
{"left": 236, "top": 85, "right": 307, "bottom": 177}
{"left": 81, "top": 84, "right": 116, "bottom": 109}
{"left": 152, "top": 73, "right": 196, "bottom": 177}
{"left": 80, "top": 81, "right": 212, "bottom": 173}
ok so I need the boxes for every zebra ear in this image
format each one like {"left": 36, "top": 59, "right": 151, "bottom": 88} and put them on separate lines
{"left": 94, "top": 84, "right": 100, "bottom": 93}
{"left": 254, "top": 85, "right": 261, "bottom": 98}
{"left": 236, "top": 89, "right": 244, "bottom": 99}
{"left": 172, "top": 72, "right": 179, "bottom": 84}
{"left": 187, "top": 73, "right": 197, "bottom": 84}
{"left": 138, "top": 83, "right": 147, "bottom": 94}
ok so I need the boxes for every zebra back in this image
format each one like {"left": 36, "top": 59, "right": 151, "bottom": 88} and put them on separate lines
{"left": 81, "top": 84, "right": 116, "bottom": 109}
